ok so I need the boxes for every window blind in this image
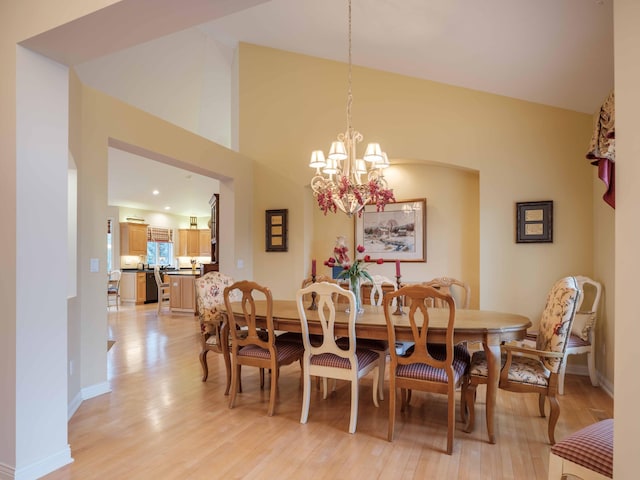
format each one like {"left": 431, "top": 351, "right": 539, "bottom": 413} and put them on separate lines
{"left": 147, "top": 226, "right": 174, "bottom": 243}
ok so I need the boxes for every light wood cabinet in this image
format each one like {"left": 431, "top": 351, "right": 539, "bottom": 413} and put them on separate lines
{"left": 120, "top": 223, "right": 148, "bottom": 257}
{"left": 177, "top": 229, "right": 211, "bottom": 258}
{"left": 120, "top": 272, "right": 146, "bottom": 305}
{"left": 169, "top": 274, "right": 197, "bottom": 313}
{"left": 198, "top": 229, "right": 211, "bottom": 257}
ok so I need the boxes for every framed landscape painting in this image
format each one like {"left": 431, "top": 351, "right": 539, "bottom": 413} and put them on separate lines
{"left": 355, "top": 198, "right": 426, "bottom": 262}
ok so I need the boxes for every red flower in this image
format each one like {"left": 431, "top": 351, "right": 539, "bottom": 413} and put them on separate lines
{"left": 364, "top": 255, "right": 371, "bottom": 262}
{"left": 376, "top": 258, "right": 384, "bottom": 264}
{"left": 356, "top": 244, "right": 365, "bottom": 253}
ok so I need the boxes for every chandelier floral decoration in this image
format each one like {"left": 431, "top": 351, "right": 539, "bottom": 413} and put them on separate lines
{"left": 308, "top": 0, "right": 395, "bottom": 217}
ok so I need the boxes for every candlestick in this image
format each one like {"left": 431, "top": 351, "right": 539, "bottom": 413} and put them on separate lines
{"left": 308, "top": 273, "right": 318, "bottom": 310}
{"left": 311, "top": 259, "right": 316, "bottom": 276}
{"left": 392, "top": 273, "right": 405, "bottom": 315}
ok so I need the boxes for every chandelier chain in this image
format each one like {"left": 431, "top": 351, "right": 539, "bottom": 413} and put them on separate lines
{"left": 347, "top": 0, "right": 352, "bottom": 134}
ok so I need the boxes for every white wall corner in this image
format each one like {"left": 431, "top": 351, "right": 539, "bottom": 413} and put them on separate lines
{"left": 12, "top": 447, "right": 73, "bottom": 480}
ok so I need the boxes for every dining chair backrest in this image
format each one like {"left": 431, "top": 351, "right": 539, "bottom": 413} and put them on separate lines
{"left": 297, "top": 281, "right": 356, "bottom": 358}
{"left": 421, "top": 277, "right": 470, "bottom": 309}
{"left": 384, "top": 284, "right": 457, "bottom": 369}
{"left": 224, "top": 280, "right": 276, "bottom": 351}
{"left": 535, "top": 276, "right": 580, "bottom": 373}
{"left": 369, "top": 274, "right": 396, "bottom": 306}
{"left": 153, "top": 265, "right": 163, "bottom": 288}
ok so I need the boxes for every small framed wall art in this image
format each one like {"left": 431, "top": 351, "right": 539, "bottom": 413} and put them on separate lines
{"left": 265, "top": 209, "right": 288, "bottom": 252}
{"left": 516, "top": 201, "right": 553, "bottom": 243}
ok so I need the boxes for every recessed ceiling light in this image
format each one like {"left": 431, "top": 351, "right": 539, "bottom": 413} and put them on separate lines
{"left": 164, "top": 206, "right": 171, "bottom": 210}
{"left": 152, "top": 190, "right": 159, "bottom": 195}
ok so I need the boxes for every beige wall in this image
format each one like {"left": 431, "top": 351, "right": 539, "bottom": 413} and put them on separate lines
{"left": 613, "top": 1, "right": 639, "bottom": 477}
{"left": 239, "top": 43, "right": 594, "bottom": 327}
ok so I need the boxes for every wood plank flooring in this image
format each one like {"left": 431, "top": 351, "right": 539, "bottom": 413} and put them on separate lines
{"left": 43, "top": 304, "right": 613, "bottom": 480}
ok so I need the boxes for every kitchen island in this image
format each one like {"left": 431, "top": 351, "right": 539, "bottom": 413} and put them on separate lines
{"left": 165, "top": 269, "right": 201, "bottom": 314}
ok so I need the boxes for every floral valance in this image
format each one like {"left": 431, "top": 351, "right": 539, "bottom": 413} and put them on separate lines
{"left": 586, "top": 90, "right": 615, "bottom": 208}
{"left": 147, "top": 226, "right": 174, "bottom": 243}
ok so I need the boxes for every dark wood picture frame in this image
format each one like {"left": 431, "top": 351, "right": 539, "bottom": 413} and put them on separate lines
{"left": 516, "top": 201, "right": 553, "bottom": 243}
{"left": 265, "top": 209, "right": 288, "bottom": 252}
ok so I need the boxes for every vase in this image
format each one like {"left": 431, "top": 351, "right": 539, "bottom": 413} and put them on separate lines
{"left": 347, "top": 276, "right": 364, "bottom": 315}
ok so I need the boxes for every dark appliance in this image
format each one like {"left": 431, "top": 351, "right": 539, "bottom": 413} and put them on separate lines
{"left": 145, "top": 271, "right": 158, "bottom": 304}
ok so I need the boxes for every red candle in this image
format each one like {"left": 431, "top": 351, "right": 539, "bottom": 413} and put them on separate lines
{"left": 312, "top": 259, "right": 316, "bottom": 276}
{"left": 395, "top": 260, "right": 401, "bottom": 277}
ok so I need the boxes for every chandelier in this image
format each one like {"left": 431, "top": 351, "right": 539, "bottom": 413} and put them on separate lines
{"left": 309, "top": 0, "right": 395, "bottom": 217}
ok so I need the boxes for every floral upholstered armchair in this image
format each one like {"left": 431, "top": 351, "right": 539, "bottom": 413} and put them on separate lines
{"left": 195, "top": 271, "right": 239, "bottom": 394}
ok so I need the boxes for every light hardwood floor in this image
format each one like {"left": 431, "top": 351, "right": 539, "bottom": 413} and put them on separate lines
{"left": 43, "top": 304, "right": 613, "bottom": 479}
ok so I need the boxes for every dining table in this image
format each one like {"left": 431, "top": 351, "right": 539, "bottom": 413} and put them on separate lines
{"left": 224, "top": 299, "right": 531, "bottom": 444}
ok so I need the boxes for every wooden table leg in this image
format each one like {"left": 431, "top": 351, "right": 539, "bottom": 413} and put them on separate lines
{"left": 484, "top": 342, "right": 500, "bottom": 444}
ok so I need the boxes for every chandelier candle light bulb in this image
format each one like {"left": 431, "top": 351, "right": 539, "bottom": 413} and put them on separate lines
{"left": 308, "top": 0, "right": 395, "bottom": 217}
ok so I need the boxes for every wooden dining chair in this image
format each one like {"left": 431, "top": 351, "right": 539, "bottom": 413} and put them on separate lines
{"left": 154, "top": 266, "right": 171, "bottom": 314}
{"left": 296, "top": 281, "right": 384, "bottom": 434}
{"left": 225, "top": 280, "right": 305, "bottom": 416}
{"left": 195, "top": 271, "right": 238, "bottom": 393}
{"left": 422, "top": 277, "right": 470, "bottom": 309}
{"left": 107, "top": 270, "right": 121, "bottom": 310}
{"left": 383, "top": 284, "right": 470, "bottom": 454}
{"left": 463, "top": 276, "right": 580, "bottom": 444}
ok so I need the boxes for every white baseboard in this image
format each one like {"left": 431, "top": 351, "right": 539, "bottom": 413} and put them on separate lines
{"left": 565, "top": 365, "right": 614, "bottom": 398}
{"left": 1, "top": 445, "right": 74, "bottom": 480}
{"left": 81, "top": 381, "right": 111, "bottom": 401}
{"left": 68, "top": 390, "right": 83, "bottom": 420}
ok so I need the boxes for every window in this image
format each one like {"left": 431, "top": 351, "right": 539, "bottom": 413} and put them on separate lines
{"left": 147, "top": 241, "right": 173, "bottom": 267}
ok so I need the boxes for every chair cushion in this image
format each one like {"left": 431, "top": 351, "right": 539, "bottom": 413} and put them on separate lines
{"left": 470, "top": 350, "right": 550, "bottom": 387}
{"left": 396, "top": 345, "right": 469, "bottom": 384}
{"left": 571, "top": 311, "right": 596, "bottom": 341}
{"left": 551, "top": 419, "right": 613, "bottom": 478}
{"left": 310, "top": 348, "right": 380, "bottom": 370}
{"left": 237, "top": 341, "right": 304, "bottom": 363}
{"left": 567, "top": 333, "right": 591, "bottom": 348}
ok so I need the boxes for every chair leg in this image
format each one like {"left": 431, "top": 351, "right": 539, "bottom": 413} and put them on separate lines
{"left": 538, "top": 393, "right": 546, "bottom": 418}
{"left": 229, "top": 364, "right": 241, "bottom": 409}
{"left": 267, "top": 366, "right": 278, "bottom": 417}
{"left": 222, "top": 349, "right": 232, "bottom": 395}
{"left": 377, "top": 354, "right": 385, "bottom": 401}
{"left": 446, "top": 382, "right": 455, "bottom": 455}
{"left": 199, "top": 349, "right": 209, "bottom": 382}
{"left": 463, "top": 383, "right": 477, "bottom": 433}
{"left": 587, "top": 350, "right": 599, "bottom": 387}
{"left": 372, "top": 366, "right": 380, "bottom": 408}
{"left": 558, "top": 361, "right": 567, "bottom": 395}
{"left": 388, "top": 378, "right": 396, "bottom": 441}
{"left": 348, "top": 377, "right": 359, "bottom": 434}
{"left": 547, "top": 395, "right": 560, "bottom": 445}
{"left": 300, "top": 369, "right": 311, "bottom": 425}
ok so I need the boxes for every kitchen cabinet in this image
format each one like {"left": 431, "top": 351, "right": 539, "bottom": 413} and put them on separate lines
{"left": 120, "top": 272, "right": 146, "bottom": 304}
{"left": 177, "top": 229, "right": 210, "bottom": 258}
{"left": 198, "top": 229, "right": 211, "bottom": 257}
{"left": 120, "top": 222, "right": 148, "bottom": 256}
{"left": 169, "top": 274, "right": 197, "bottom": 313}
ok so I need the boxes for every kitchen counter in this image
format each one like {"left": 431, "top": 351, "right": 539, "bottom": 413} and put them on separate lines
{"left": 166, "top": 270, "right": 201, "bottom": 277}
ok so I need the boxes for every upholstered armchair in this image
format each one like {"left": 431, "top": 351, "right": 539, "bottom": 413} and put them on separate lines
{"left": 195, "top": 271, "right": 239, "bottom": 394}
{"left": 464, "top": 276, "right": 580, "bottom": 445}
